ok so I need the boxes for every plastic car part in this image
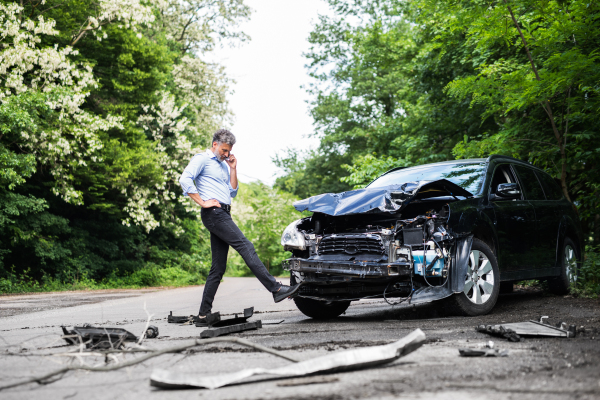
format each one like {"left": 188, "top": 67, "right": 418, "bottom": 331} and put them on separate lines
{"left": 479, "top": 320, "right": 576, "bottom": 338}
{"left": 167, "top": 311, "right": 195, "bottom": 324}
{"left": 150, "top": 329, "right": 427, "bottom": 390}
{"left": 61, "top": 325, "right": 139, "bottom": 349}
{"left": 145, "top": 325, "right": 159, "bottom": 339}
{"left": 200, "top": 321, "right": 262, "bottom": 338}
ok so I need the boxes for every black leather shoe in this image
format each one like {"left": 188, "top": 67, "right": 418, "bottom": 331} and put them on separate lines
{"left": 194, "top": 315, "right": 209, "bottom": 327}
{"left": 273, "top": 283, "right": 301, "bottom": 303}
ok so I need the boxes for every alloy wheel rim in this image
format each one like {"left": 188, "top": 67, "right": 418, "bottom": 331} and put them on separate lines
{"left": 463, "top": 250, "right": 495, "bottom": 305}
{"left": 564, "top": 244, "right": 577, "bottom": 283}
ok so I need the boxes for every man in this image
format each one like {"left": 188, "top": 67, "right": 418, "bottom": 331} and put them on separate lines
{"left": 179, "top": 129, "right": 301, "bottom": 325}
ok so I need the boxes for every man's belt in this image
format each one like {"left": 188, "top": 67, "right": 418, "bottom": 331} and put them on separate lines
{"left": 219, "top": 203, "right": 231, "bottom": 213}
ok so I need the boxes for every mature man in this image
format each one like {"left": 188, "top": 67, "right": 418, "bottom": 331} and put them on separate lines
{"left": 179, "top": 129, "right": 301, "bottom": 324}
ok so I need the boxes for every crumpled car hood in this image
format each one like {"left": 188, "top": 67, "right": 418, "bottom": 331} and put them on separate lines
{"left": 293, "top": 179, "right": 473, "bottom": 216}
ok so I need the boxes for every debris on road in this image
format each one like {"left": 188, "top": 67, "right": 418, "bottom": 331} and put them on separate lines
{"left": 277, "top": 376, "right": 339, "bottom": 386}
{"left": 149, "top": 328, "right": 427, "bottom": 390}
{"left": 167, "top": 311, "right": 196, "bottom": 324}
{"left": 478, "top": 318, "right": 576, "bottom": 340}
{"left": 197, "top": 307, "right": 263, "bottom": 338}
{"left": 459, "top": 348, "right": 508, "bottom": 357}
{"left": 262, "top": 319, "right": 285, "bottom": 325}
{"left": 61, "top": 324, "right": 140, "bottom": 349}
{"left": 0, "top": 337, "right": 299, "bottom": 392}
{"left": 477, "top": 325, "right": 521, "bottom": 342}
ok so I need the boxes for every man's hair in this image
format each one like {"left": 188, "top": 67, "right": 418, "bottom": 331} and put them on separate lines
{"left": 212, "top": 129, "right": 236, "bottom": 146}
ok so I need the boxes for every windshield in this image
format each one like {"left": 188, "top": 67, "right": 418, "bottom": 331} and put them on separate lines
{"left": 368, "top": 162, "right": 487, "bottom": 195}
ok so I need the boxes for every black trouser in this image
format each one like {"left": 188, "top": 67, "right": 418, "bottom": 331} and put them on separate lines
{"left": 199, "top": 206, "right": 281, "bottom": 315}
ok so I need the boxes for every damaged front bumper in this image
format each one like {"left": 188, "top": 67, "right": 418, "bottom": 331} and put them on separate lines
{"left": 283, "top": 258, "right": 412, "bottom": 279}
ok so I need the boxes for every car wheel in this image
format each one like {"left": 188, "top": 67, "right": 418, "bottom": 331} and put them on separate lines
{"left": 293, "top": 297, "right": 351, "bottom": 320}
{"left": 448, "top": 238, "right": 500, "bottom": 316}
{"left": 548, "top": 237, "right": 579, "bottom": 295}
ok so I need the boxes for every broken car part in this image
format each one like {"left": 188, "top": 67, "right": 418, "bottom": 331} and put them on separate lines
{"left": 196, "top": 308, "right": 263, "bottom": 338}
{"left": 62, "top": 325, "right": 139, "bottom": 349}
{"left": 459, "top": 348, "right": 508, "bottom": 357}
{"left": 280, "top": 155, "right": 583, "bottom": 318}
{"left": 476, "top": 325, "right": 522, "bottom": 342}
{"left": 479, "top": 320, "right": 576, "bottom": 339}
{"left": 150, "top": 328, "right": 426, "bottom": 390}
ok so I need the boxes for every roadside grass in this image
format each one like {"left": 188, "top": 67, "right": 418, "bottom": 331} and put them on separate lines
{"left": 0, "top": 266, "right": 207, "bottom": 294}
{"left": 571, "top": 245, "right": 600, "bottom": 298}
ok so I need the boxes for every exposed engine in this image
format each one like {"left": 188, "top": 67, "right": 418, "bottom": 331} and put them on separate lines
{"left": 284, "top": 200, "right": 457, "bottom": 300}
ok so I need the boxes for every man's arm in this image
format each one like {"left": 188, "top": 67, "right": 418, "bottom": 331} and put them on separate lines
{"left": 226, "top": 153, "right": 238, "bottom": 191}
{"left": 188, "top": 193, "right": 220, "bottom": 208}
{"left": 179, "top": 155, "right": 220, "bottom": 208}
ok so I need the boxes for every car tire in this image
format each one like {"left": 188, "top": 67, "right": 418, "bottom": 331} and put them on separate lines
{"left": 548, "top": 237, "right": 579, "bottom": 295}
{"left": 448, "top": 238, "right": 500, "bottom": 316}
{"left": 293, "top": 297, "right": 351, "bottom": 320}
{"left": 289, "top": 273, "right": 351, "bottom": 319}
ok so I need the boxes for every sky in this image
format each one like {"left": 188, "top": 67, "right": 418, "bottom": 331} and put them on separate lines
{"left": 212, "top": 0, "right": 331, "bottom": 185}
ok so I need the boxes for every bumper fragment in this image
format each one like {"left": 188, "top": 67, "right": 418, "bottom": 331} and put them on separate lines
{"left": 283, "top": 258, "right": 411, "bottom": 278}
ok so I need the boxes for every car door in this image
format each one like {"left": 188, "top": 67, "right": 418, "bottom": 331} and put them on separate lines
{"left": 487, "top": 164, "right": 537, "bottom": 272}
{"left": 535, "top": 170, "right": 565, "bottom": 274}
{"left": 512, "top": 165, "right": 557, "bottom": 273}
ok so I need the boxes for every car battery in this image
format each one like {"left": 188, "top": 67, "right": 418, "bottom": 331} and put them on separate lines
{"left": 412, "top": 249, "right": 445, "bottom": 277}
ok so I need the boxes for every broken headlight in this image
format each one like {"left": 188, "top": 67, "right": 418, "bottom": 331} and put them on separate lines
{"left": 281, "top": 219, "right": 306, "bottom": 250}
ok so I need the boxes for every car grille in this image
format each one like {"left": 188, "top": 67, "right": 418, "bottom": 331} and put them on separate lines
{"left": 318, "top": 234, "right": 385, "bottom": 255}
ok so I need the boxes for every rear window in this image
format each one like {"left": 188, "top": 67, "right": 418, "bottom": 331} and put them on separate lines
{"left": 368, "top": 162, "right": 486, "bottom": 195}
{"left": 536, "top": 171, "right": 563, "bottom": 200}
{"left": 513, "top": 165, "right": 545, "bottom": 200}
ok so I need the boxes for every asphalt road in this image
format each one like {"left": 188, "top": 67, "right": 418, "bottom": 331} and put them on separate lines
{"left": 0, "top": 277, "right": 599, "bottom": 399}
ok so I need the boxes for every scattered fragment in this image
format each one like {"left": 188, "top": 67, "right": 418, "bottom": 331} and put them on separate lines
{"left": 200, "top": 321, "right": 262, "bottom": 338}
{"left": 61, "top": 325, "right": 139, "bottom": 349}
{"left": 198, "top": 307, "right": 263, "bottom": 338}
{"left": 478, "top": 319, "right": 576, "bottom": 340}
{"left": 145, "top": 325, "right": 159, "bottom": 339}
{"left": 477, "top": 325, "right": 521, "bottom": 342}
{"left": 167, "top": 311, "right": 196, "bottom": 324}
{"left": 149, "top": 329, "right": 426, "bottom": 390}
{"left": 277, "top": 376, "right": 339, "bottom": 386}
{"left": 262, "top": 319, "right": 285, "bottom": 325}
{"left": 459, "top": 348, "right": 508, "bottom": 357}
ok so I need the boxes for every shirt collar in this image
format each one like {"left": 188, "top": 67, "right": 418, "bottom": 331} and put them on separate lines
{"left": 205, "top": 148, "right": 223, "bottom": 163}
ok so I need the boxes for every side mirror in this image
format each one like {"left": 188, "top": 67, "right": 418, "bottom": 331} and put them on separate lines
{"left": 490, "top": 183, "right": 521, "bottom": 201}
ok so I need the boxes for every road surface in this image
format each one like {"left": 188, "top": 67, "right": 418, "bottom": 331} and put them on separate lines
{"left": 0, "top": 277, "right": 599, "bottom": 399}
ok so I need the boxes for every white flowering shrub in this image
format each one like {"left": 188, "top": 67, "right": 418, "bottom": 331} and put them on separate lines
{"left": 0, "top": 3, "right": 122, "bottom": 204}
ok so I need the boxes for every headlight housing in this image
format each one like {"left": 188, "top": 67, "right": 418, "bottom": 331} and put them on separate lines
{"left": 281, "top": 219, "right": 306, "bottom": 250}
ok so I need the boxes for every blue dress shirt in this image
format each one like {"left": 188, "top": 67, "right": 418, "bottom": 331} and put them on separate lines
{"left": 179, "top": 149, "right": 238, "bottom": 205}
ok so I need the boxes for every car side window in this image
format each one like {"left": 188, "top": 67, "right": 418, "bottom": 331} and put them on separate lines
{"left": 536, "top": 171, "right": 563, "bottom": 200}
{"left": 489, "top": 164, "right": 516, "bottom": 194}
{"left": 513, "top": 165, "right": 545, "bottom": 200}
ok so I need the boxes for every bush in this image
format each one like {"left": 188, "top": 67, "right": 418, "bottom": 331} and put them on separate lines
{"left": 572, "top": 245, "right": 600, "bottom": 298}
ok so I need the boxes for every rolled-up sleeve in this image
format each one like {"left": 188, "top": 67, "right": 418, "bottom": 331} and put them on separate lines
{"left": 229, "top": 182, "right": 238, "bottom": 198}
{"left": 179, "top": 155, "right": 205, "bottom": 196}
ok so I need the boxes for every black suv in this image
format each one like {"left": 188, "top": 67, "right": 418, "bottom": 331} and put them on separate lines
{"left": 281, "top": 155, "right": 582, "bottom": 319}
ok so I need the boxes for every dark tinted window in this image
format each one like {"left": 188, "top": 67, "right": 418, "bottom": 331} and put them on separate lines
{"left": 489, "top": 164, "right": 516, "bottom": 194}
{"left": 536, "top": 171, "right": 563, "bottom": 200}
{"left": 513, "top": 165, "right": 545, "bottom": 200}
{"left": 368, "top": 162, "right": 486, "bottom": 194}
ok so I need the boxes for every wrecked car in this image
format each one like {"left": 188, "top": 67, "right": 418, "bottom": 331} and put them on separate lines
{"left": 281, "top": 155, "right": 582, "bottom": 319}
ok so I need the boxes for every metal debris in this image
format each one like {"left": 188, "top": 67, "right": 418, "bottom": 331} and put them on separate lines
{"left": 61, "top": 325, "right": 139, "bottom": 349}
{"left": 478, "top": 318, "right": 576, "bottom": 340}
{"left": 476, "top": 325, "right": 521, "bottom": 342}
{"left": 459, "top": 348, "right": 508, "bottom": 357}
{"left": 197, "top": 307, "right": 263, "bottom": 338}
{"left": 149, "top": 329, "right": 426, "bottom": 390}
{"left": 262, "top": 319, "right": 285, "bottom": 325}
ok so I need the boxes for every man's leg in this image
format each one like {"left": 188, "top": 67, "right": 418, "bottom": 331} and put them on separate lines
{"left": 198, "top": 231, "right": 229, "bottom": 316}
{"left": 205, "top": 208, "right": 280, "bottom": 292}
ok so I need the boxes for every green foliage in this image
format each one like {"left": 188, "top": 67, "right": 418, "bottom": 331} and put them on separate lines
{"left": 227, "top": 182, "right": 303, "bottom": 277}
{"left": 0, "top": 0, "right": 250, "bottom": 292}
{"left": 571, "top": 246, "right": 600, "bottom": 298}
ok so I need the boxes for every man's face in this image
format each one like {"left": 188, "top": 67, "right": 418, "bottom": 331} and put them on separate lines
{"left": 212, "top": 142, "right": 232, "bottom": 162}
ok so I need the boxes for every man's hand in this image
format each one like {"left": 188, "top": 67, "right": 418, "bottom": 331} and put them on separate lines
{"left": 188, "top": 193, "right": 220, "bottom": 208}
{"left": 226, "top": 153, "right": 237, "bottom": 170}
{"left": 201, "top": 199, "right": 221, "bottom": 208}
